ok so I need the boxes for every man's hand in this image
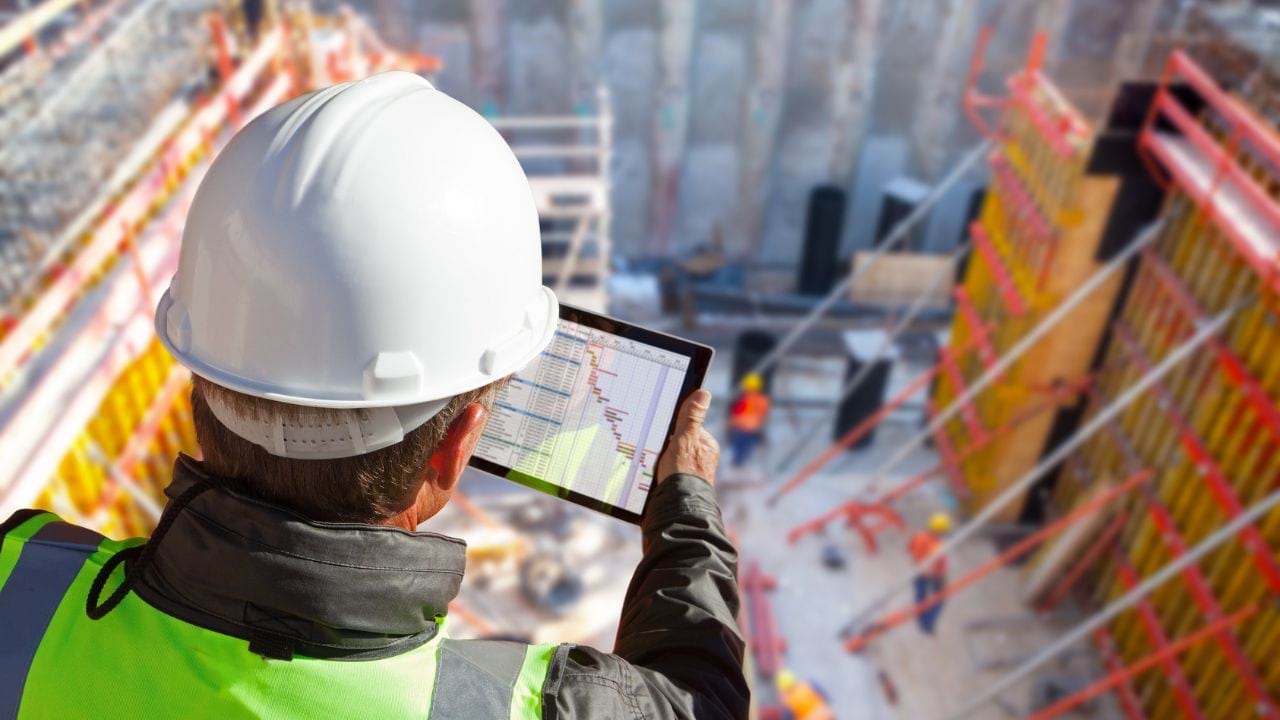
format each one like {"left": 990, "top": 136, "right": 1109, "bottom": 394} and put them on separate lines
{"left": 656, "top": 389, "right": 719, "bottom": 485}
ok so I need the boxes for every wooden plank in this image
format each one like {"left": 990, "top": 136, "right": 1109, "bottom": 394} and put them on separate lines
{"left": 981, "top": 174, "right": 1122, "bottom": 521}
{"left": 847, "top": 252, "right": 955, "bottom": 308}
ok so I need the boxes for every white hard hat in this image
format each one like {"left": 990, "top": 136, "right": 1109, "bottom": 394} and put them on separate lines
{"left": 156, "top": 71, "right": 558, "bottom": 458}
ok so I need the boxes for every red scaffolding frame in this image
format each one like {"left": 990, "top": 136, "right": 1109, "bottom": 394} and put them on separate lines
{"left": 1139, "top": 51, "right": 1280, "bottom": 296}
{"left": 969, "top": 223, "right": 1030, "bottom": 317}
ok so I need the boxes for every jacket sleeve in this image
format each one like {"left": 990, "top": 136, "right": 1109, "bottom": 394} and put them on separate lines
{"left": 547, "top": 474, "right": 748, "bottom": 719}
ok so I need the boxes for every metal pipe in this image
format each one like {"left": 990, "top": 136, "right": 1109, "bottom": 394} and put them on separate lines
{"left": 554, "top": 215, "right": 592, "bottom": 290}
{"left": 842, "top": 296, "right": 1240, "bottom": 634}
{"left": 947, "top": 484, "right": 1280, "bottom": 719}
{"left": 842, "top": 468, "right": 1151, "bottom": 653}
{"left": 739, "top": 140, "right": 990, "bottom": 384}
{"left": 772, "top": 240, "right": 972, "bottom": 474}
{"left": 691, "top": 287, "right": 955, "bottom": 323}
{"left": 1028, "top": 604, "right": 1255, "bottom": 720}
{"left": 865, "top": 221, "right": 1161, "bottom": 494}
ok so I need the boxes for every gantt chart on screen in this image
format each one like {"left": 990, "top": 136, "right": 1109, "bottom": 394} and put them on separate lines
{"left": 475, "top": 321, "right": 689, "bottom": 515}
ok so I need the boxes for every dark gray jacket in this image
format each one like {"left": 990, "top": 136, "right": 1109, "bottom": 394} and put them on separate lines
{"left": 553, "top": 474, "right": 748, "bottom": 719}
{"left": 99, "top": 457, "right": 748, "bottom": 718}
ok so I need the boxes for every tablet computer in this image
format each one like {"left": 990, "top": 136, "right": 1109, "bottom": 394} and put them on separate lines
{"left": 470, "top": 304, "right": 713, "bottom": 523}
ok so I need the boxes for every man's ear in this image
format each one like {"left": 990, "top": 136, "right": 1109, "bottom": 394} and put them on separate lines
{"left": 428, "top": 402, "right": 489, "bottom": 492}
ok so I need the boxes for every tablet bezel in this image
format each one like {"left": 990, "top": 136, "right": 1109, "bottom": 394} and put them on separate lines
{"left": 468, "top": 303, "right": 713, "bottom": 524}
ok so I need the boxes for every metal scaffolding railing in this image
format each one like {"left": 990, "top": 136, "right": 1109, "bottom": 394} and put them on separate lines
{"left": 488, "top": 86, "right": 614, "bottom": 313}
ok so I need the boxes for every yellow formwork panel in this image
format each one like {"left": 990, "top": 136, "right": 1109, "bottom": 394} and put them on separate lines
{"left": 932, "top": 66, "right": 1128, "bottom": 521}
{"left": 1074, "top": 163, "right": 1280, "bottom": 717}
{"left": 33, "top": 341, "right": 196, "bottom": 539}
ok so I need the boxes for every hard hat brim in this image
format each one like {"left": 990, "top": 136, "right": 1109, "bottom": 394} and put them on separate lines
{"left": 157, "top": 285, "right": 560, "bottom": 409}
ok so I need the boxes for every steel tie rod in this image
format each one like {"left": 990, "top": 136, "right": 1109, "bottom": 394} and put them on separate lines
{"left": 946, "top": 481, "right": 1280, "bottom": 720}
{"left": 841, "top": 294, "right": 1242, "bottom": 635}
{"left": 772, "top": 239, "right": 973, "bottom": 474}
{"left": 725, "top": 139, "right": 991, "bottom": 406}
{"left": 863, "top": 220, "right": 1163, "bottom": 497}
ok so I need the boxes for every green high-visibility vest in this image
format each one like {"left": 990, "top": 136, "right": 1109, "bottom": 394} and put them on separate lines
{"left": 0, "top": 512, "right": 557, "bottom": 719}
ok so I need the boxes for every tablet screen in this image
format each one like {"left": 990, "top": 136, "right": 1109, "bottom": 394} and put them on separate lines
{"left": 472, "top": 309, "right": 709, "bottom": 522}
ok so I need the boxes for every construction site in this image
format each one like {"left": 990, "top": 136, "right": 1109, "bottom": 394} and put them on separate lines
{"left": 1, "top": 0, "right": 1279, "bottom": 717}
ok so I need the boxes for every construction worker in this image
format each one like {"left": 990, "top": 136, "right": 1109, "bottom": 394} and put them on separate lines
{"left": 776, "top": 668, "right": 835, "bottom": 720}
{"left": 908, "top": 511, "right": 952, "bottom": 635}
{"left": 728, "top": 372, "right": 770, "bottom": 467}
{"left": 0, "top": 73, "right": 747, "bottom": 718}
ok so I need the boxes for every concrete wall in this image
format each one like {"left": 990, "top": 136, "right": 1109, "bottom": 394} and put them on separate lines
{"left": 359, "top": 0, "right": 1109, "bottom": 274}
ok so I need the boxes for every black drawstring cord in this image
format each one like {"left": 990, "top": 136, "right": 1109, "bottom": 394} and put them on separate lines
{"left": 86, "top": 480, "right": 214, "bottom": 620}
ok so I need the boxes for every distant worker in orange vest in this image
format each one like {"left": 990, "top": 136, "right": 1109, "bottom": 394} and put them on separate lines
{"left": 728, "top": 372, "right": 770, "bottom": 467}
{"left": 908, "top": 512, "right": 951, "bottom": 635}
{"left": 776, "top": 668, "right": 836, "bottom": 720}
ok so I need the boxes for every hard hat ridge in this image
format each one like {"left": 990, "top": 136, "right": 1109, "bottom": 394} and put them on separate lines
{"left": 265, "top": 72, "right": 437, "bottom": 210}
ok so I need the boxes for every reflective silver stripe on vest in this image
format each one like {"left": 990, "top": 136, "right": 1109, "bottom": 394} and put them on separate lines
{"left": 430, "top": 639, "right": 528, "bottom": 718}
{"left": 0, "top": 521, "right": 103, "bottom": 717}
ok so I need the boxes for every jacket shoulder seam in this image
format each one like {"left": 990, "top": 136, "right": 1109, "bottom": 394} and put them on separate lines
{"left": 560, "top": 673, "right": 645, "bottom": 720}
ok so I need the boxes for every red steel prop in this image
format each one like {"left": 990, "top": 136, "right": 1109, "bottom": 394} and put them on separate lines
{"left": 842, "top": 468, "right": 1151, "bottom": 653}
{"left": 769, "top": 332, "right": 989, "bottom": 505}
{"left": 741, "top": 561, "right": 785, "bottom": 681}
{"left": 1028, "top": 605, "right": 1258, "bottom": 720}
{"left": 786, "top": 375, "right": 1093, "bottom": 545}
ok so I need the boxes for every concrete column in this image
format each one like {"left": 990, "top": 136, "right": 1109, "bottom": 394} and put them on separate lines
{"left": 567, "top": 0, "right": 604, "bottom": 108}
{"left": 470, "top": 0, "right": 506, "bottom": 114}
{"left": 738, "top": 0, "right": 793, "bottom": 260}
{"left": 909, "top": 0, "right": 981, "bottom": 178}
{"left": 757, "top": 0, "right": 851, "bottom": 265}
{"left": 1114, "top": 0, "right": 1169, "bottom": 80}
{"left": 1034, "top": 0, "right": 1074, "bottom": 69}
{"left": 650, "top": 0, "right": 696, "bottom": 255}
{"left": 506, "top": 3, "right": 572, "bottom": 118}
{"left": 828, "top": 0, "right": 882, "bottom": 182}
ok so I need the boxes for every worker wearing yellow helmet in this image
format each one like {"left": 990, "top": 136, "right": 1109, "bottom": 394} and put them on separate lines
{"left": 776, "top": 668, "right": 835, "bottom": 720}
{"left": 728, "top": 372, "right": 771, "bottom": 467}
{"left": 908, "top": 511, "right": 953, "bottom": 635}
{"left": 0, "top": 72, "right": 747, "bottom": 718}
{"left": 929, "top": 511, "right": 952, "bottom": 534}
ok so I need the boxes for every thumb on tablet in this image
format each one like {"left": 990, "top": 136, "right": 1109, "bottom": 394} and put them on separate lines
{"left": 677, "top": 389, "right": 711, "bottom": 431}
{"left": 657, "top": 389, "right": 719, "bottom": 486}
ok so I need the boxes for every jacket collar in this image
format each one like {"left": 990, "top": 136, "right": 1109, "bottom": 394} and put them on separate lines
{"left": 136, "top": 455, "right": 467, "bottom": 660}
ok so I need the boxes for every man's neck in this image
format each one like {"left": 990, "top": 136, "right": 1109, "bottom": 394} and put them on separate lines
{"left": 382, "top": 509, "right": 420, "bottom": 531}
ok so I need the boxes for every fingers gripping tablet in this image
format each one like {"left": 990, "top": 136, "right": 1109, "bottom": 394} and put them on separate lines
{"left": 469, "top": 304, "right": 713, "bottom": 523}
